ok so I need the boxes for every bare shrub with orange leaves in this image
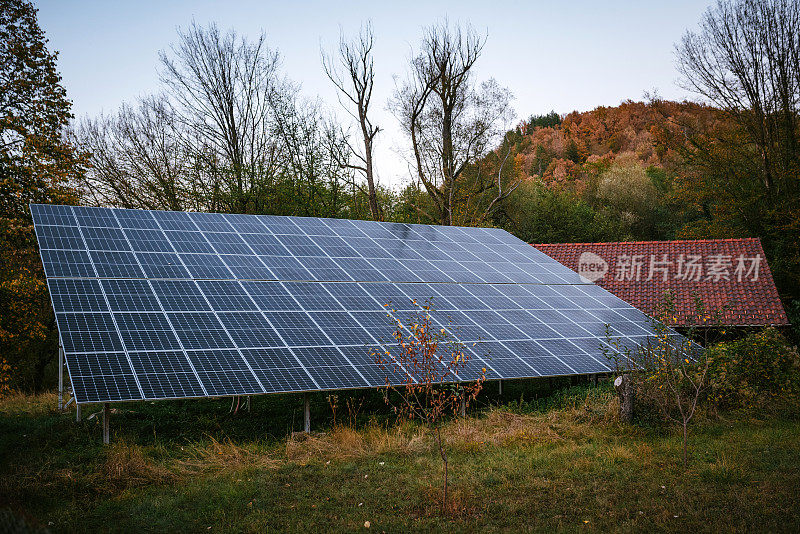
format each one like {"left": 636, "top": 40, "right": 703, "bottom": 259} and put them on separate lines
{"left": 372, "top": 299, "right": 486, "bottom": 514}
{"left": 604, "top": 292, "right": 719, "bottom": 467}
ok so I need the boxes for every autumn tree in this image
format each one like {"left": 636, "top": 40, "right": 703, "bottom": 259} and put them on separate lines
{"left": 374, "top": 300, "right": 485, "bottom": 513}
{"left": 0, "top": 0, "right": 85, "bottom": 389}
{"left": 322, "top": 22, "right": 382, "bottom": 220}
{"left": 665, "top": 0, "right": 800, "bottom": 302}
{"left": 391, "top": 21, "right": 515, "bottom": 226}
{"left": 677, "top": 0, "right": 800, "bottom": 198}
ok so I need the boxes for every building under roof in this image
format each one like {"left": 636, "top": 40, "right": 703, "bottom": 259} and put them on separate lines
{"left": 534, "top": 238, "right": 788, "bottom": 327}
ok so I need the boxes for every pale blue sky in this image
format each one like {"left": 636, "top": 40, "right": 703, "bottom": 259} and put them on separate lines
{"left": 36, "top": 0, "right": 713, "bottom": 187}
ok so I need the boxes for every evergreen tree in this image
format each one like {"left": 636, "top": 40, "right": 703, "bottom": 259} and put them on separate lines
{"left": 0, "top": 0, "right": 84, "bottom": 390}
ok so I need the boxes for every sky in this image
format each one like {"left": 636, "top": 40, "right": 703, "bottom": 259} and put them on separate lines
{"left": 36, "top": 0, "right": 714, "bottom": 188}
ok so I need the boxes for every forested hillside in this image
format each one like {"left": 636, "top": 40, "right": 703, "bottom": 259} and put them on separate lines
{"left": 473, "top": 100, "right": 799, "bottom": 308}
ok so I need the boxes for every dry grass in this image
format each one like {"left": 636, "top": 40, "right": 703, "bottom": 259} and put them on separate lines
{"left": 448, "top": 388, "right": 620, "bottom": 449}
{"left": 414, "top": 483, "right": 479, "bottom": 519}
{"left": 3, "top": 388, "right": 800, "bottom": 531}
{"left": 99, "top": 441, "right": 175, "bottom": 491}
{"left": 284, "top": 390, "right": 620, "bottom": 466}
{"left": 285, "top": 420, "right": 427, "bottom": 463}
{"left": 0, "top": 391, "right": 58, "bottom": 416}
{"left": 176, "top": 436, "right": 280, "bottom": 475}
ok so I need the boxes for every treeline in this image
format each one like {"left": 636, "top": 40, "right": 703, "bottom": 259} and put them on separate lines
{"left": 74, "top": 21, "right": 516, "bottom": 228}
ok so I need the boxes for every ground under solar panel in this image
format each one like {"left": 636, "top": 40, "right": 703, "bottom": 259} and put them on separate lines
{"left": 31, "top": 204, "right": 673, "bottom": 404}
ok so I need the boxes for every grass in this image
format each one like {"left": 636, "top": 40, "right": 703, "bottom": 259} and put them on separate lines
{"left": 1, "top": 379, "right": 799, "bottom": 532}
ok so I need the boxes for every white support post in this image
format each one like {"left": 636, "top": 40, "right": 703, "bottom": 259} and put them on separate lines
{"left": 303, "top": 393, "right": 310, "bottom": 433}
{"left": 57, "top": 344, "right": 64, "bottom": 411}
{"left": 498, "top": 379, "right": 503, "bottom": 396}
{"left": 76, "top": 403, "right": 81, "bottom": 422}
{"left": 102, "top": 403, "right": 110, "bottom": 445}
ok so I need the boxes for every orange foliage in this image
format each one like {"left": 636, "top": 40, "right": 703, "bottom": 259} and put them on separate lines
{"left": 505, "top": 100, "right": 724, "bottom": 191}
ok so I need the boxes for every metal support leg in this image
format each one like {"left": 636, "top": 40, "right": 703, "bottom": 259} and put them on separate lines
{"left": 246, "top": 396, "right": 251, "bottom": 412}
{"left": 76, "top": 403, "right": 81, "bottom": 422}
{"left": 102, "top": 403, "right": 110, "bottom": 445}
{"left": 303, "top": 393, "right": 310, "bottom": 433}
{"left": 498, "top": 379, "right": 503, "bottom": 397}
{"left": 58, "top": 344, "right": 64, "bottom": 411}
{"left": 460, "top": 395, "right": 466, "bottom": 417}
{"left": 592, "top": 374, "right": 598, "bottom": 386}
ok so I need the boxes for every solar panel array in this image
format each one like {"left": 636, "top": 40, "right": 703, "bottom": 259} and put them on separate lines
{"left": 32, "top": 204, "right": 670, "bottom": 404}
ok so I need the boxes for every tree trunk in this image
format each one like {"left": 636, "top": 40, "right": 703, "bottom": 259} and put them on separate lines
{"left": 683, "top": 423, "right": 688, "bottom": 468}
{"left": 614, "top": 374, "right": 635, "bottom": 423}
{"left": 363, "top": 137, "right": 381, "bottom": 221}
{"left": 435, "top": 424, "right": 448, "bottom": 513}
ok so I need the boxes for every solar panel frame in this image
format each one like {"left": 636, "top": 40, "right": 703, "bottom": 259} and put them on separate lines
{"left": 31, "top": 204, "right": 692, "bottom": 404}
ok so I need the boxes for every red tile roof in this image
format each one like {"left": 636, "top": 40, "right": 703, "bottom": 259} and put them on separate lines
{"left": 534, "top": 238, "right": 788, "bottom": 327}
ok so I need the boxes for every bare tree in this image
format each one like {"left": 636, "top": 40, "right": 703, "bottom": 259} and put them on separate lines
{"left": 77, "top": 23, "right": 354, "bottom": 217}
{"left": 76, "top": 95, "right": 193, "bottom": 211}
{"left": 391, "top": 21, "right": 515, "bottom": 226}
{"left": 322, "top": 22, "right": 382, "bottom": 220}
{"left": 268, "top": 88, "right": 353, "bottom": 217}
{"left": 159, "top": 21, "right": 284, "bottom": 214}
{"left": 676, "top": 0, "right": 800, "bottom": 198}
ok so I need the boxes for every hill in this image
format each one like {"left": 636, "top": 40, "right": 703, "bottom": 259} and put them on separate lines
{"left": 498, "top": 100, "right": 721, "bottom": 192}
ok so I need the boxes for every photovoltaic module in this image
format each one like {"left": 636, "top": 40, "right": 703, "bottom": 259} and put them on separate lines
{"left": 31, "top": 204, "right": 674, "bottom": 404}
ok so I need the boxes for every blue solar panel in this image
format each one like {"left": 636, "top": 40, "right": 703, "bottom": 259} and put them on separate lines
{"left": 31, "top": 204, "right": 689, "bottom": 404}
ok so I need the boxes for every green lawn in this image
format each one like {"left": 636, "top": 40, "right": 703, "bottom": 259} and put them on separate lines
{"left": 1, "top": 381, "right": 799, "bottom": 533}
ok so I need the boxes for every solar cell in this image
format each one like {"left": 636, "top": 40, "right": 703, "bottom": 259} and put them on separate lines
{"left": 241, "top": 233, "right": 290, "bottom": 256}
{"left": 205, "top": 232, "right": 252, "bottom": 255}
{"left": 263, "top": 311, "right": 331, "bottom": 346}
{"left": 135, "top": 252, "right": 190, "bottom": 279}
{"left": 115, "top": 209, "right": 160, "bottom": 230}
{"left": 115, "top": 312, "right": 182, "bottom": 352}
{"left": 31, "top": 204, "right": 692, "bottom": 404}
{"left": 40, "top": 249, "right": 94, "bottom": 278}
{"left": 308, "top": 311, "right": 377, "bottom": 345}
{"left": 69, "top": 351, "right": 143, "bottom": 403}
{"left": 178, "top": 253, "right": 233, "bottom": 279}
{"left": 283, "top": 281, "right": 342, "bottom": 311}
{"left": 291, "top": 347, "right": 368, "bottom": 389}
{"left": 186, "top": 349, "right": 263, "bottom": 396}
{"left": 258, "top": 255, "right": 313, "bottom": 280}
{"left": 89, "top": 250, "right": 144, "bottom": 278}
{"left": 197, "top": 280, "right": 257, "bottom": 311}
{"left": 101, "top": 279, "right": 160, "bottom": 312}
{"left": 57, "top": 313, "right": 123, "bottom": 353}
{"left": 241, "top": 347, "right": 318, "bottom": 392}
{"left": 217, "top": 311, "right": 283, "bottom": 348}
{"left": 124, "top": 228, "right": 173, "bottom": 252}
{"left": 167, "top": 312, "right": 235, "bottom": 350}
{"left": 36, "top": 224, "right": 85, "bottom": 250}
{"left": 49, "top": 279, "right": 107, "bottom": 313}
{"left": 240, "top": 281, "right": 301, "bottom": 311}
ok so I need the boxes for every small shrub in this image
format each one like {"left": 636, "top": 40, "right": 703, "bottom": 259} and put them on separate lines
{"left": 604, "top": 292, "right": 716, "bottom": 466}
{"left": 374, "top": 298, "right": 486, "bottom": 514}
{"left": 706, "top": 328, "right": 800, "bottom": 410}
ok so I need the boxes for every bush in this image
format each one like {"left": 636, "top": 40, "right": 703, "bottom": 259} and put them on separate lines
{"left": 706, "top": 328, "right": 800, "bottom": 410}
